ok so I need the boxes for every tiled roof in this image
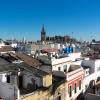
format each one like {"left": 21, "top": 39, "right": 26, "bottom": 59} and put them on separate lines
{"left": 0, "top": 46, "right": 14, "bottom": 52}
{"left": 15, "top": 52, "right": 42, "bottom": 67}
{"left": 0, "top": 57, "right": 17, "bottom": 72}
{"left": 68, "top": 65, "right": 81, "bottom": 72}
{"left": 41, "top": 48, "right": 58, "bottom": 53}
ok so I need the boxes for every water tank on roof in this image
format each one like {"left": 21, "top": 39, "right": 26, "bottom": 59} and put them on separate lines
{"left": 67, "top": 47, "right": 70, "bottom": 53}
{"left": 69, "top": 47, "right": 73, "bottom": 53}
{"left": 63, "top": 48, "right": 67, "bottom": 53}
{"left": 63, "top": 47, "right": 73, "bottom": 53}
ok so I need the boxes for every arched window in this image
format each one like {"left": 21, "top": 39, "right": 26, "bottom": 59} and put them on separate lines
{"left": 74, "top": 83, "right": 77, "bottom": 93}
{"left": 69, "top": 86, "right": 72, "bottom": 97}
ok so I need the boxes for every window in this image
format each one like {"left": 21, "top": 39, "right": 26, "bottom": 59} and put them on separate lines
{"left": 63, "top": 65, "right": 67, "bottom": 73}
{"left": 79, "top": 80, "right": 81, "bottom": 90}
{"left": 74, "top": 83, "right": 77, "bottom": 93}
{"left": 86, "top": 71, "right": 88, "bottom": 74}
{"left": 58, "top": 67, "right": 61, "bottom": 71}
{"left": 69, "top": 86, "right": 72, "bottom": 97}
{"left": 7, "top": 75, "right": 10, "bottom": 83}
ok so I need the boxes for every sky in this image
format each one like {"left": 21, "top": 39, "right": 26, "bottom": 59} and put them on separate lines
{"left": 0, "top": 0, "right": 100, "bottom": 41}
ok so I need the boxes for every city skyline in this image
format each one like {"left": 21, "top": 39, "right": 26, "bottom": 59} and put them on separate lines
{"left": 0, "top": 0, "right": 100, "bottom": 41}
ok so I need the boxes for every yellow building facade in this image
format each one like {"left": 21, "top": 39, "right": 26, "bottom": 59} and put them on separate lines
{"left": 16, "top": 82, "right": 66, "bottom": 100}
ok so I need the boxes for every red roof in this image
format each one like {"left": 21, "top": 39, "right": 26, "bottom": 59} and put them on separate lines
{"left": 0, "top": 46, "right": 14, "bottom": 52}
{"left": 41, "top": 48, "right": 58, "bottom": 53}
{"left": 15, "top": 52, "right": 42, "bottom": 67}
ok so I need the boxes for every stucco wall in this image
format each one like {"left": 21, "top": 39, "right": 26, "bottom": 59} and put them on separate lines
{"left": 23, "top": 72, "right": 42, "bottom": 89}
{"left": 0, "top": 82, "right": 16, "bottom": 100}
{"left": 0, "top": 73, "right": 7, "bottom": 83}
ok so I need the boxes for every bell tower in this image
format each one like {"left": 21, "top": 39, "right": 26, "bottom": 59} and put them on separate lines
{"left": 41, "top": 25, "right": 46, "bottom": 42}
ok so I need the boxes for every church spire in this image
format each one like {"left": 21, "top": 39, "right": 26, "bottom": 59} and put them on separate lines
{"left": 41, "top": 25, "right": 46, "bottom": 42}
{"left": 41, "top": 25, "right": 45, "bottom": 33}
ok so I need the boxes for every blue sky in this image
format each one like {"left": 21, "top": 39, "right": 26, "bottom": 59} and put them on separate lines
{"left": 0, "top": 0, "right": 100, "bottom": 41}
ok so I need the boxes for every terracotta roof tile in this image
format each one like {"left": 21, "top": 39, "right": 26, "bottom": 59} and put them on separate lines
{"left": 15, "top": 52, "right": 42, "bottom": 67}
{"left": 41, "top": 48, "right": 58, "bottom": 53}
{"left": 0, "top": 46, "right": 14, "bottom": 52}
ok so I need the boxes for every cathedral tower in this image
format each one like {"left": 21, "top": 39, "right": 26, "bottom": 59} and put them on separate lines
{"left": 41, "top": 25, "right": 46, "bottom": 42}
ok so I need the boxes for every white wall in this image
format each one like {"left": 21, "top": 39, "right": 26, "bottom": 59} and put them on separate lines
{"left": 0, "top": 73, "right": 18, "bottom": 85}
{"left": 0, "top": 82, "right": 18, "bottom": 100}
{"left": 95, "top": 60, "right": 100, "bottom": 73}
{"left": 83, "top": 71, "right": 100, "bottom": 93}
{"left": 68, "top": 52, "right": 81, "bottom": 58}
{"left": 54, "top": 44, "right": 61, "bottom": 49}
{"left": 0, "top": 73, "right": 7, "bottom": 82}
{"left": 11, "top": 43, "right": 17, "bottom": 48}
{"left": 0, "top": 43, "right": 5, "bottom": 48}
{"left": 52, "top": 60, "right": 71, "bottom": 72}
{"left": 82, "top": 59, "right": 100, "bottom": 92}
{"left": 52, "top": 55, "right": 82, "bottom": 72}
{"left": 52, "top": 52, "right": 81, "bottom": 65}
{"left": 49, "top": 44, "right": 54, "bottom": 48}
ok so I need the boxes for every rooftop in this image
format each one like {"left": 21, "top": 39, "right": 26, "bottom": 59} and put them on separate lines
{"left": 84, "top": 93, "right": 100, "bottom": 100}
{"left": 0, "top": 53, "right": 22, "bottom": 63}
{"left": 0, "top": 52, "right": 52, "bottom": 75}
{"left": 0, "top": 46, "right": 14, "bottom": 52}
{"left": 82, "top": 65, "right": 91, "bottom": 69}
{"left": 14, "top": 52, "right": 42, "bottom": 67}
{"left": 68, "top": 65, "right": 81, "bottom": 72}
{"left": 0, "top": 57, "right": 18, "bottom": 73}
{"left": 41, "top": 48, "right": 58, "bottom": 53}
{"left": 0, "top": 54, "right": 49, "bottom": 76}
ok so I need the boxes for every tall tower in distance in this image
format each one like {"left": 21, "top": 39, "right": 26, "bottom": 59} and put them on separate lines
{"left": 41, "top": 25, "right": 46, "bottom": 42}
